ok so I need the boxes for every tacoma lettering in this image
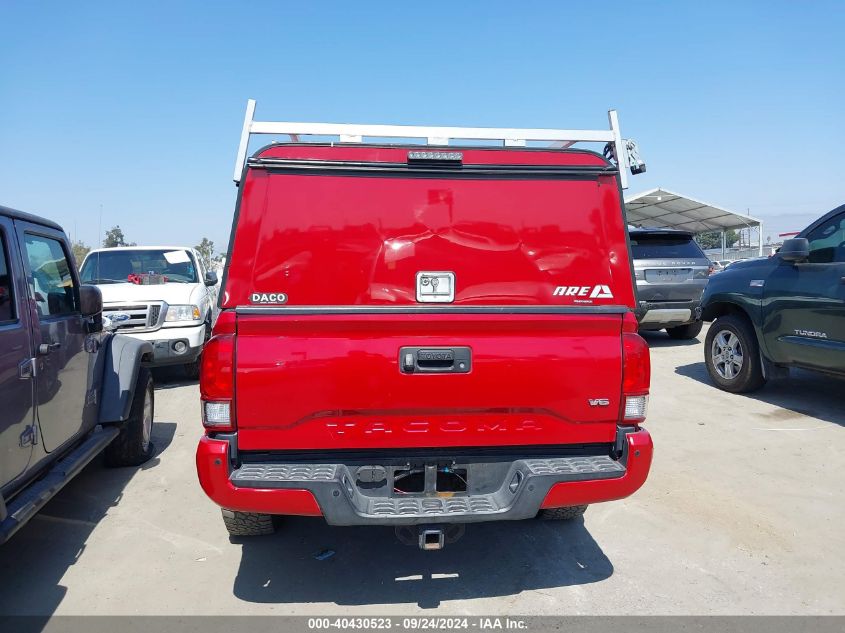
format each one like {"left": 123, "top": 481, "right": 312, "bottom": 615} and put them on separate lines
{"left": 324, "top": 419, "right": 545, "bottom": 437}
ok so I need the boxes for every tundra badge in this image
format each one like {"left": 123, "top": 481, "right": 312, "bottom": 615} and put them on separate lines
{"left": 794, "top": 329, "right": 828, "bottom": 339}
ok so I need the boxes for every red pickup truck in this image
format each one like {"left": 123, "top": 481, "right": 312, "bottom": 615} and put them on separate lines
{"left": 196, "top": 102, "right": 652, "bottom": 549}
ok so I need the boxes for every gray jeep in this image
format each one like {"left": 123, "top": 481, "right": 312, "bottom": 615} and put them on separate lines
{"left": 0, "top": 205, "right": 155, "bottom": 544}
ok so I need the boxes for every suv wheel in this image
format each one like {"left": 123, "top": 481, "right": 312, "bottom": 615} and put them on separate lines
{"left": 704, "top": 315, "right": 766, "bottom": 393}
{"left": 666, "top": 320, "right": 703, "bottom": 340}
{"left": 537, "top": 505, "right": 588, "bottom": 521}
{"left": 105, "top": 367, "right": 155, "bottom": 467}
{"left": 221, "top": 509, "right": 277, "bottom": 536}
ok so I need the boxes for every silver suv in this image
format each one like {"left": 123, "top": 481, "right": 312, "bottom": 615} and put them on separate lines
{"left": 629, "top": 228, "right": 710, "bottom": 339}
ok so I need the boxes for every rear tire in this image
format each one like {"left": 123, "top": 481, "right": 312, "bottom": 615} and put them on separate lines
{"left": 221, "top": 509, "right": 276, "bottom": 536}
{"left": 666, "top": 320, "right": 703, "bottom": 340}
{"left": 104, "top": 367, "right": 155, "bottom": 467}
{"left": 704, "top": 314, "right": 766, "bottom": 393}
{"left": 537, "top": 505, "right": 588, "bottom": 521}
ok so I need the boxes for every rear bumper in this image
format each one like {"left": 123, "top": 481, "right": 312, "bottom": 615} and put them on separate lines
{"left": 195, "top": 428, "right": 652, "bottom": 525}
{"left": 637, "top": 299, "right": 702, "bottom": 329}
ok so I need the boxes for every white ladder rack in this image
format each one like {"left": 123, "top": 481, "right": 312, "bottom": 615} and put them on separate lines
{"left": 233, "top": 99, "right": 643, "bottom": 188}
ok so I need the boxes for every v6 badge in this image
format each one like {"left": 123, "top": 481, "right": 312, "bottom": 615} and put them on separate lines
{"left": 416, "top": 272, "right": 455, "bottom": 303}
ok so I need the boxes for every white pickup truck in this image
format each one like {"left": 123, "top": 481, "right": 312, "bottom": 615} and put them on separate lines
{"left": 80, "top": 246, "right": 218, "bottom": 377}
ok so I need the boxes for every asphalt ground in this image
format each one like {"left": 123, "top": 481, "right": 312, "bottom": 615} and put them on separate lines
{"left": 1, "top": 323, "right": 842, "bottom": 615}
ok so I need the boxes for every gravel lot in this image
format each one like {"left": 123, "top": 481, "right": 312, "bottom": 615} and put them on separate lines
{"left": 1, "top": 323, "right": 843, "bottom": 616}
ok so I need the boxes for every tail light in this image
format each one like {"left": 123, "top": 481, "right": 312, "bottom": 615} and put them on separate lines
{"left": 621, "top": 313, "right": 650, "bottom": 423}
{"left": 200, "top": 311, "right": 236, "bottom": 432}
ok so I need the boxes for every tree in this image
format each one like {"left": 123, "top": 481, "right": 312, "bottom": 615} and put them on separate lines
{"left": 195, "top": 237, "right": 216, "bottom": 271}
{"left": 103, "top": 225, "right": 134, "bottom": 248}
{"left": 71, "top": 240, "right": 91, "bottom": 266}
{"left": 695, "top": 230, "right": 739, "bottom": 250}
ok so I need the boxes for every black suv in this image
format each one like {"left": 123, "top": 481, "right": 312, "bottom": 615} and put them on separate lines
{"left": 630, "top": 228, "right": 711, "bottom": 339}
{"left": 0, "top": 205, "right": 155, "bottom": 544}
{"left": 701, "top": 204, "right": 845, "bottom": 392}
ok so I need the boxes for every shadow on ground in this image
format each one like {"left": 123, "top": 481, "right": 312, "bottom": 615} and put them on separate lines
{"left": 676, "top": 362, "right": 845, "bottom": 427}
{"left": 0, "top": 422, "right": 177, "bottom": 618}
{"left": 639, "top": 330, "right": 702, "bottom": 348}
{"left": 233, "top": 515, "right": 611, "bottom": 609}
{"left": 151, "top": 366, "right": 196, "bottom": 390}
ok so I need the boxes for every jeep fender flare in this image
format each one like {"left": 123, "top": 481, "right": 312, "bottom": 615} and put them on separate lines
{"left": 99, "top": 334, "right": 154, "bottom": 423}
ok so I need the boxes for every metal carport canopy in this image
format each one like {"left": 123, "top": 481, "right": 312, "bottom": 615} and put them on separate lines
{"left": 624, "top": 188, "right": 762, "bottom": 233}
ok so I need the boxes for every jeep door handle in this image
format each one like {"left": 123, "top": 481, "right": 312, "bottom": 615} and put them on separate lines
{"left": 38, "top": 342, "right": 61, "bottom": 355}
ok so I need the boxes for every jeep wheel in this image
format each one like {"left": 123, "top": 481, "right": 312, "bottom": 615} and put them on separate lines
{"left": 705, "top": 314, "right": 766, "bottom": 393}
{"left": 221, "top": 509, "right": 277, "bottom": 536}
{"left": 537, "top": 505, "right": 588, "bottom": 521}
{"left": 105, "top": 367, "right": 155, "bottom": 467}
{"left": 666, "top": 320, "right": 703, "bottom": 340}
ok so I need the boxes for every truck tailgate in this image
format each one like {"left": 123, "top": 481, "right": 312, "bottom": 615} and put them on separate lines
{"left": 235, "top": 312, "right": 622, "bottom": 450}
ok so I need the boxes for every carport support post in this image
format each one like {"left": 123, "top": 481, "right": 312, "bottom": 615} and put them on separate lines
{"left": 758, "top": 221, "right": 764, "bottom": 256}
{"left": 721, "top": 230, "right": 726, "bottom": 260}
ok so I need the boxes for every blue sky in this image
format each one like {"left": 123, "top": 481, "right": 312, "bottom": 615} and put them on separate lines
{"left": 1, "top": 1, "right": 843, "bottom": 252}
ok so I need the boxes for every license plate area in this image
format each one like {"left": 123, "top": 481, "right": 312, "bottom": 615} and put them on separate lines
{"left": 356, "top": 463, "right": 469, "bottom": 496}
{"left": 645, "top": 268, "right": 691, "bottom": 283}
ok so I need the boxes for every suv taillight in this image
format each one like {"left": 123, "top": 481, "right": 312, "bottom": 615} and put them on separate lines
{"left": 200, "top": 313, "right": 236, "bottom": 432}
{"left": 621, "top": 313, "right": 650, "bottom": 424}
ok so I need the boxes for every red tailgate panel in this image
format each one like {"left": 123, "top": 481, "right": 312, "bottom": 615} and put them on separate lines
{"left": 235, "top": 313, "right": 622, "bottom": 450}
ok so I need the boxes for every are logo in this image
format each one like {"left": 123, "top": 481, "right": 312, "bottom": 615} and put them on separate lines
{"left": 250, "top": 292, "right": 288, "bottom": 305}
{"left": 553, "top": 285, "right": 614, "bottom": 299}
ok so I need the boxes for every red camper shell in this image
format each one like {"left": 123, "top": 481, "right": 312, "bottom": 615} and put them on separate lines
{"left": 197, "top": 106, "right": 652, "bottom": 543}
